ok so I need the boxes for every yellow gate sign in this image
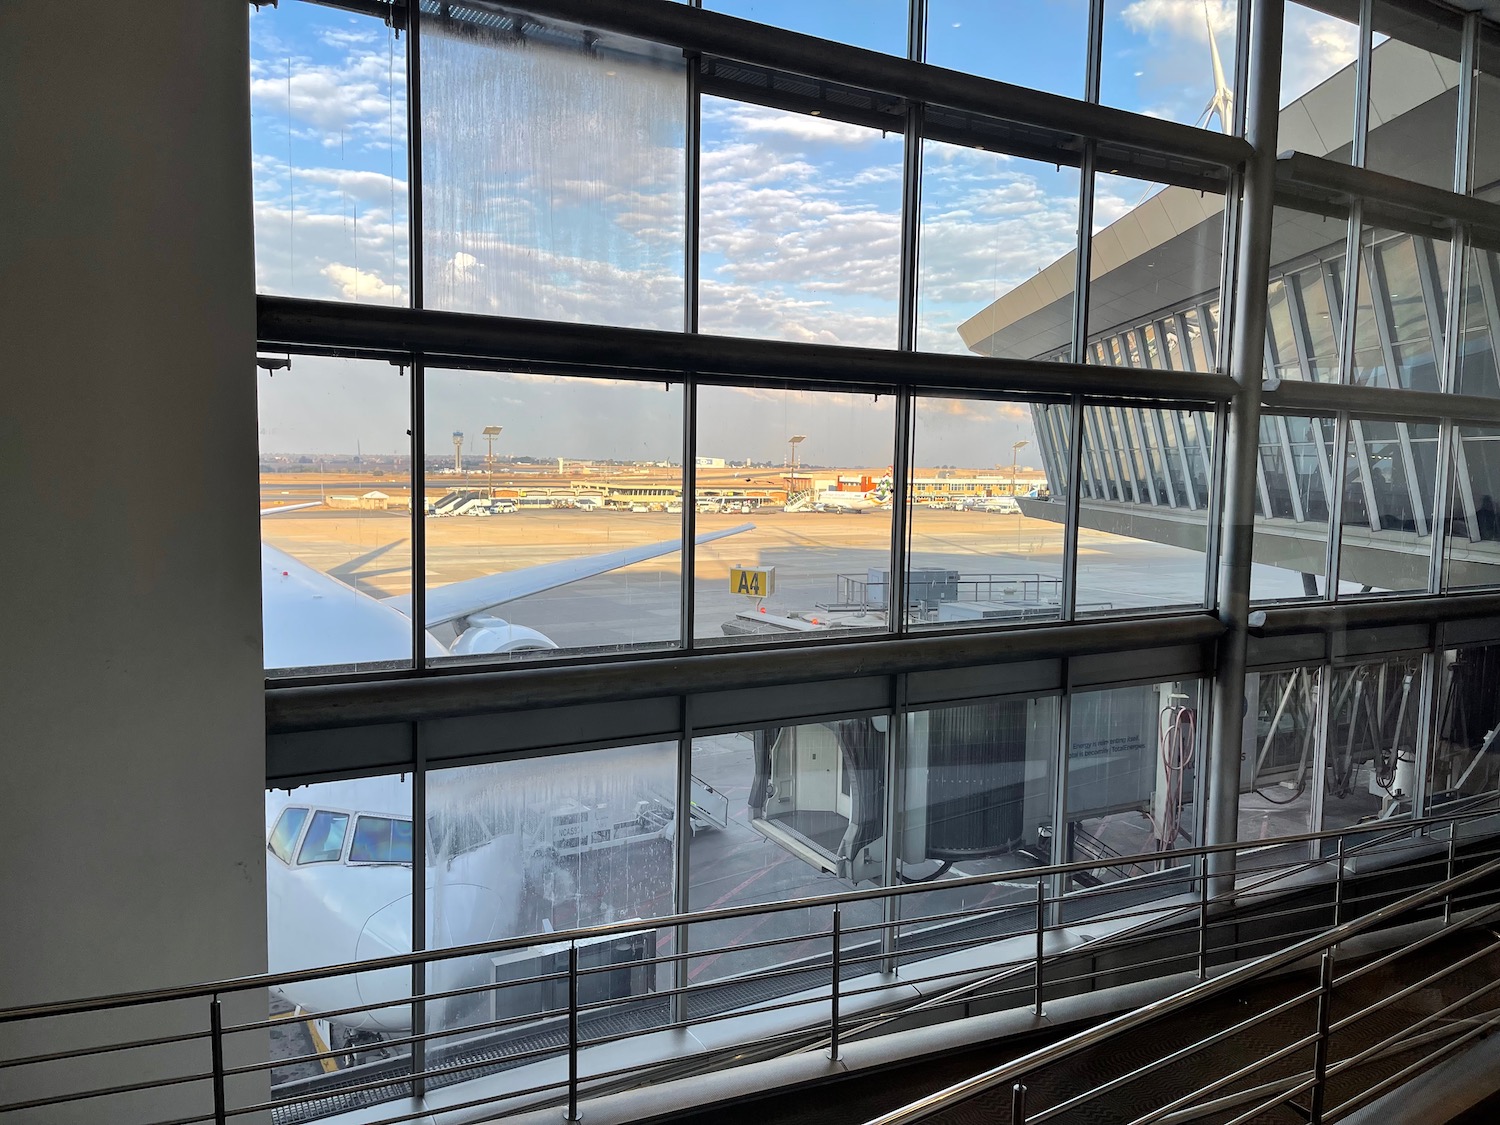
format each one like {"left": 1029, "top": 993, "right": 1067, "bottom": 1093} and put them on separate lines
{"left": 729, "top": 566, "right": 776, "bottom": 597}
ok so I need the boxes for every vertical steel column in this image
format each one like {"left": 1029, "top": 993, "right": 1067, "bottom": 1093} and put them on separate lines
{"left": 1352, "top": 0, "right": 1374, "bottom": 172}
{"left": 1206, "top": 0, "right": 1283, "bottom": 891}
{"left": 566, "top": 941, "right": 581, "bottom": 1122}
{"left": 210, "top": 996, "right": 227, "bottom": 1125}
{"left": 1033, "top": 879, "right": 1046, "bottom": 1016}
{"left": 680, "top": 54, "right": 701, "bottom": 650}
{"left": 890, "top": 0, "right": 924, "bottom": 636}
{"left": 406, "top": 0, "right": 428, "bottom": 673}
{"left": 1324, "top": 413, "right": 1349, "bottom": 598}
{"left": 672, "top": 707, "right": 694, "bottom": 1026}
{"left": 881, "top": 674, "right": 908, "bottom": 975}
{"left": 829, "top": 906, "right": 843, "bottom": 1062}
{"left": 410, "top": 722, "right": 427, "bottom": 1094}
{"left": 1446, "top": 817, "right": 1459, "bottom": 923}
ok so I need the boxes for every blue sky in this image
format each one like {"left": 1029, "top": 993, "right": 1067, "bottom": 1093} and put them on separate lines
{"left": 251, "top": 0, "right": 1357, "bottom": 466}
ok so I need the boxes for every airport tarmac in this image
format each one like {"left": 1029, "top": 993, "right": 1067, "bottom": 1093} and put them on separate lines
{"left": 262, "top": 501, "right": 1306, "bottom": 663}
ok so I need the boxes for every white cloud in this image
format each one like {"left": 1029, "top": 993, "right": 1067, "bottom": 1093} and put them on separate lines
{"left": 322, "top": 263, "right": 406, "bottom": 303}
{"left": 1279, "top": 5, "right": 1359, "bottom": 106}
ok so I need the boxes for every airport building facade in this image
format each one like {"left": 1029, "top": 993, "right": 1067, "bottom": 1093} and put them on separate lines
{"left": 17, "top": 0, "right": 1500, "bottom": 1122}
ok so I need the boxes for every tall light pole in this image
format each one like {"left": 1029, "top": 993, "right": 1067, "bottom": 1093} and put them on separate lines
{"left": 482, "top": 425, "right": 503, "bottom": 499}
{"left": 1010, "top": 439, "right": 1030, "bottom": 497}
{"left": 788, "top": 434, "right": 807, "bottom": 500}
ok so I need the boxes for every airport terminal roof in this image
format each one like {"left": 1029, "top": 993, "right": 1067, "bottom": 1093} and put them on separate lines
{"left": 957, "top": 33, "right": 1466, "bottom": 360}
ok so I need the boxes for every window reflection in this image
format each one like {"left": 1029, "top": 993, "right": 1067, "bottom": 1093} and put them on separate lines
{"left": 421, "top": 11, "right": 686, "bottom": 330}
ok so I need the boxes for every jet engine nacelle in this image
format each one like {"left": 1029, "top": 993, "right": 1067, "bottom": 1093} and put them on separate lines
{"left": 450, "top": 614, "right": 559, "bottom": 656}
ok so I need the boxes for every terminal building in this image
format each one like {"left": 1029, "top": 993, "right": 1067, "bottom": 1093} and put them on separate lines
{"left": 14, "top": 2, "right": 1500, "bottom": 1124}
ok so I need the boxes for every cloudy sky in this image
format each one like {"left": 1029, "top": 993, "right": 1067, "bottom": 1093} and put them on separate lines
{"left": 251, "top": 0, "right": 1358, "bottom": 467}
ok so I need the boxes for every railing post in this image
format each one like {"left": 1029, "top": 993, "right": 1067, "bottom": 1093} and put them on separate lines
{"left": 1034, "top": 880, "right": 1046, "bottom": 1016}
{"left": 1198, "top": 861, "right": 1211, "bottom": 981}
{"left": 565, "top": 942, "right": 581, "bottom": 1122}
{"left": 1012, "top": 1080, "right": 1028, "bottom": 1125}
{"left": 830, "top": 906, "right": 843, "bottom": 1062}
{"left": 209, "top": 995, "right": 227, "bottom": 1125}
{"left": 1309, "top": 947, "right": 1336, "bottom": 1125}
{"left": 1446, "top": 817, "right": 1459, "bottom": 924}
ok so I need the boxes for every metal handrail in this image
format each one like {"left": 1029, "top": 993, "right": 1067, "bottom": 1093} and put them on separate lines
{"left": 6, "top": 803, "right": 1492, "bottom": 1028}
{"left": 862, "top": 848, "right": 1500, "bottom": 1125}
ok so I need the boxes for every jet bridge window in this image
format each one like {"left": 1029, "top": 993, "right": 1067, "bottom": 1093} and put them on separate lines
{"left": 297, "top": 810, "right": 350, "bottom": 865}
{"left": 268, "top": 806, "right": 308, "bottom": 864}
{"left": 348, "top": 815, "right": 413, "bottom": 865}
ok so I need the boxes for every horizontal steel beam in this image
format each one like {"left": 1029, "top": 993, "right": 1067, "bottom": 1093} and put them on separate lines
{"left": 265, "top": 613, "right": 1227, "bottom": 732}
{"left": 258, "top": 297, "right": 1240, "bottom": 402}
{"left": 1262, "top": 377, "right": 1500, "bottom": 426}
{"left": 462, "top": 0, "right": 1248, "bottom": 172}
{"left": 1249, "top": 591, "right": 1500, "bottom": 636}
{"left": 1276, "top": 151, "right": 1500, "bottom": 243}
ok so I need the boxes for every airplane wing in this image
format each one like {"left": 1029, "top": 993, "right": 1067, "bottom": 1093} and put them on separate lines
{"left": 384, "top": 522, "right": 755, "bottom": 629}
{"left": 260, "top": 501, "right": 324, "bottom": 515}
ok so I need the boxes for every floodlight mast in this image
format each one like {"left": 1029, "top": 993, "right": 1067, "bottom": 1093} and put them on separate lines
{"left": 788, "top": 434, "right": 807, "bottom": 500}
{"left": 1011, "top": 439, "right": 1030, "bottom": 497}
{"left": 482, "top": 425, "right": 503, "bottom": 499}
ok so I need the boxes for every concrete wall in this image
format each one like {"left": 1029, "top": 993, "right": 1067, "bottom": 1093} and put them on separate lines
{"left": 0, "top": 1, "right": 267, "bottom": 1118}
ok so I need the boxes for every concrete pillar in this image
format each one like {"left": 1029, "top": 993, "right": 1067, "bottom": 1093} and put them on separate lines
{"left": 0, "top": 1, "right": 267, "bottom": 1119}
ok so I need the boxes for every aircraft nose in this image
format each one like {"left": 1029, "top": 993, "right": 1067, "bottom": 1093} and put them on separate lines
{"left": 358, "top": 883, "right": 517, "bottom": 1032}
{"left": 354, "top": 899, "right": 413, "bottom": 1032}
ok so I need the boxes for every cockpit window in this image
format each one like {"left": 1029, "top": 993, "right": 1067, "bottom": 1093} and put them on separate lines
{"left": 297, "top": 810, "right": 350, "bottom": 864}
{"left": 268, "top": 807, "right": 309, "bottom": 864}
{"left": 348, "top": 816, "right": 414, "bottom": 864}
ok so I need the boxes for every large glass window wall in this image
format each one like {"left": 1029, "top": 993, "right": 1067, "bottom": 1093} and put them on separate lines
{"left": 253, "top": 0, "right": 1500, "bottom": 1108}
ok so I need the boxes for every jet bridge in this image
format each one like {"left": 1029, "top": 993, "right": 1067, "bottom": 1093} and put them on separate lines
{"left": 747, "top": 684, "right": 1195, "bottom": 882}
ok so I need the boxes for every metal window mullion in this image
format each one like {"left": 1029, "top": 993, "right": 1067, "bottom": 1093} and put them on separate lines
{"left": 1453, "top": 428, "right": 1481, "bottom": 558}
{"left": 1415, "top": 236, "right": 1450, "bottom": 368}
{"left": 1062, "top": 394, "right": 1085, "bottom": 620}
{"left": 1308, "top": 664, "right": 1332, "bottom": 851}
{"left": 1365, "top": 241, "right": 1405, "bottom": 392}
{"left": 1149, "top": 409, "right": 1179, "bottom": 508}
{"left": 1278, "top": 416, "right": 1308, "bottom": 524}
{"left": 1441, "top": 227, "right": 1468, "bottom": 397}
{"left": 891, "top": 390, "right": 915, "bottom": 633}
{"left": 1194, "top": 409, "right": 1216, "bottom": 502}
{"left": 1327, "top": 413, "right": 1350, "bottom": 600}
{"left": 1411, "top": 647, "right": 1438, "bottom": 819}
{"left": 1131, "top": 409, "right": 1160, "bottom": 506}
{"left": 1353, "top": 0, "right": 1374, "bottom": 170}
{"left": 881, "top": 671, "right": 908, "bottom": 972}
{"left": 1255, "top": 436, "right": 1273, "bottom": 521}
{"left": 1457, "top": 12, "right": 1479, "bottom": 197}
{"left": 1173, "top": 410, "right": 1201, "bottom": 511}
{"left": 1395, "top": 421, "right": 1429, "bottom": 539}
{"left": 1285, "top": 273, "right": 1320, "bottom": 384}
{"left": 1204, "top": 400, "right": 1228, "bottom": 609}
{"left": 672, "top": 705, "right": 693, "bottom": 1024}
{"left": 1199, "top": 301, "right": 1221, "bottom": 369}
{"left": 407, "top": 0, "right": 428, "bottom": 673}
{"left": 681, "top": 380, "right": 698, "bottom": 648}
{"left": 1349, "top": 420, "right": 1382, "bottom": 533}
{"left": 1084, "top": 0, "right": 1104, "bottom": 105}
{"left": 410, "top": 721, "right": 427, "bottom": 1094}
{"left": 1338, "top": 203, "right": 1365, "bottom": 387}
{"left": 1429, "top": 418, "right": 1455, "bottom": 594}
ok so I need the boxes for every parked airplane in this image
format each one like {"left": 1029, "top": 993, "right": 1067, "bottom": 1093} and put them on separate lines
{"left": 262, "top": 511, "right": 751, "bottom": 1043}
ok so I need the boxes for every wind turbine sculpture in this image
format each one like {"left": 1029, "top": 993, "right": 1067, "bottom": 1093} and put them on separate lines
{"left": 1195, "top": 2, "right": 1235, "bottom": 134}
